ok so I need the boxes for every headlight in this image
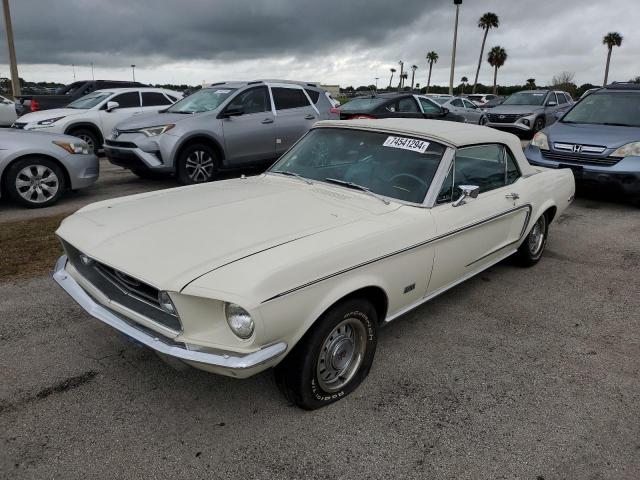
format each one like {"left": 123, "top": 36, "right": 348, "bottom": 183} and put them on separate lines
{"left": 158, "top": 291, "right": 179, "bottom": 316}
{"left": 610, "top": 142, "right": 640, "bottom": 158}
{"left": 519, "top": 113, "right": 533, "bottom": 118}
{"left": 37, "top": 116, "right": 65, "bottom": 126}
{"left": 52, "top": 140, "right": 90, "bottom": 155}
{"left": 531, "top": 132, "right": 549, "bottom": 151}
{"left": 138, "top": 124, "right": 175, "bottom": 137}
{"left": 225, "top": 302, "right": 255, "bottom": 339}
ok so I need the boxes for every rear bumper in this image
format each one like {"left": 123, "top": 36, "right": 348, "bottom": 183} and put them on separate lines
{"left": 53, "top": 255, "right": 287, "bottom": 378}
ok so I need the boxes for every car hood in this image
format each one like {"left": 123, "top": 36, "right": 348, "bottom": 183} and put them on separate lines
{"left": 546, "top": 122, "right": 640, "bottom": 148}
{"left": 115, "top": 111, "right": 201, "bottom": 130}
{"left": 56, "top": 175, "right": 399, "bottom": 291}
{"left": 17, "top": 108, "right": 84, "bottom": 122}
{"left": 489, "top": 105, "right": 542, "bottom": 114}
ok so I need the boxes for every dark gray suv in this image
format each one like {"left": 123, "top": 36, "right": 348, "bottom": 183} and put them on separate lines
{"left": 104, "top": 80, "right": 338, "bottom": 183}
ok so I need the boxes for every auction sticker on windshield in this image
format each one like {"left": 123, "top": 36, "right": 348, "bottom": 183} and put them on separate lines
{"left": 383, "top": 136, "right": 430, "bottom": 154}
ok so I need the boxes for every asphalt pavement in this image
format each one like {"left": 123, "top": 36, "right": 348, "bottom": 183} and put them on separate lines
{"left": 1, "top": 194, "right": 639, "bottom": 479}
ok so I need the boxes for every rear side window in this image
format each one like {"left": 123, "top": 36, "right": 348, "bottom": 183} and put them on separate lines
{"left": 304, "top": 88, "right": 320, "bottom": 103}
{"left": 419, "top": 97, "right": 441, "bottom": 114}
{"left": 451, "top": 98, "right": 464, "bottom": 107}
{"left": 272, "top": 87, "right": 310, "bottom": 110}
{"left": 142, "top": 92, "right": 172, "bottom": 106}
{"left": 110, "top": 92, "right": 140, "bottom": 108}
{"left": 397, "top": 97, "right": 419, "bottom": 113}
{"left": 556, "top": 93, "right": 567, "bottom": 104}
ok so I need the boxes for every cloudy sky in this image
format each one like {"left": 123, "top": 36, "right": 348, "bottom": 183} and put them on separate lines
{"left": 0, "top": 0, "right": 637, "bottom": 87}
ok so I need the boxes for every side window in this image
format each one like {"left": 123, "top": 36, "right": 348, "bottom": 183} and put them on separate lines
{"left": 142, "top": 92, "right": 172, "bottom": 106}
{"left": 547, "top": 92, "right": 558, "bottom": 105}
{"left": 397, "top": 97, "right": 419, "bottom": 113}
{"left": 227, "top": 86, "right": 270, "bottom": 114}
{"left": 556, "top": 92, "right": 567, "bottom": 105}
{"left": 454, "top": 144, "right": 507, "bottom": 194}
{"left": 272, "top": 87, "right": 310, "bottom": 110}
{"left": 304, "top": 88, "right": 320, "bottom": 104}
{"left": 505, "top": 149, "right": 521, "bottom": 185}
{"left": 462, "top": 99, "right": 477, "bottom": 109}
{"left": 419, "top": 97, "right": 441, "bottom": 114}
{"left": 110, "top": 92, "right": 141, "bottom": 108}
{"left": 451, "top": 98, "right": 464, "bottom": 107}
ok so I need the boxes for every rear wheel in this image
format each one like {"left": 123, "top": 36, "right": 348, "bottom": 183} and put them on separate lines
{"left": 515, "top": 214, "right": 548, "bottom": 266}
{"left": 274, "top": 298, "right": 378, "bottom": 410}
{"left": 67, "top": 128, "right": 99, "bottom": 153}
{"left": 5, "top": 157, "right": 66, "bottom": 208}
{"left": 176, "top": 143, "right": 218, "bottom": 185}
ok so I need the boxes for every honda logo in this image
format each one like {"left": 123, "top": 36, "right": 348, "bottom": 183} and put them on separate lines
{"left": 572, "top": 144, "right": 583, "bottom": 153}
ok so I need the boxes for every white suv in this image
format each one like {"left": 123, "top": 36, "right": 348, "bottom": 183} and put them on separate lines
{"left": 14, "top": 87, "right": 182, "bottom": 152}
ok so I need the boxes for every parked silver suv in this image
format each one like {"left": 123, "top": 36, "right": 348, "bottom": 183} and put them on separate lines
{"left": 104, "top": 80, "right": 338, "bottom": 183}
{"left": 485, "top": 90, "right": 573, "bottom": 136}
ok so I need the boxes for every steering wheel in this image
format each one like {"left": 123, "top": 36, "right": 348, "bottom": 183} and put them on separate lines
{"left": 389, "top": 173, "right": 429, "bottom": 192}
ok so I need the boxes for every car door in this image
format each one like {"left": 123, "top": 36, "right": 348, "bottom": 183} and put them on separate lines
{"left": 0, "top": 95, "right": 17, "bottom": 126}
{"left": 271, "top": 86, "right": 318, "bottom": 155}
{"left": 97, "top": 91, "right": 143, "bottom": 136}
{"left": 427, "top": 144, "right": 529, "bottom": 294}
{"left": 140, "top": 91, "right": 173, "bottom": 114}
{"left": 417, "top": 96, "right": 446, "bottom": 119}
{"left": 462, "top": 99, "right": 482, "bottom": 123}
{"left": 221, "top": 86, "right": 276, "bottom": 164}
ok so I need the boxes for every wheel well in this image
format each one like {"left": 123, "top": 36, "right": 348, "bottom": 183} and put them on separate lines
{"left": 326, "top": 286, "right": 389, "bottom": 325}
{"left": 65, "top": 123, "right": 104, "bottom": 147}
{"left": 544, "top": 206, "right": 558, "bottom": 224}
{"left": 176, "top": 136, "right": 225, "bottom": 167}
{"left": 1, "top": 154, "right": 71, "bottom": 194}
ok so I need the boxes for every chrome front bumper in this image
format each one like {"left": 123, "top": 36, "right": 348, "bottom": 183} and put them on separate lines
{"left": 53, "top": 255, "right": 287, "bottom": 377}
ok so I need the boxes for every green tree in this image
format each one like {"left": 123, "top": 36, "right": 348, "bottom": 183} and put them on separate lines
{"left": 487, "top": 46, "right": 507, "bottom": 94}
{"left": 472, "top": 12, "right": 499, "bottom": 94}
{"left": 460, "top": 76, "right": 468, "bottom": 94}
{"left": 425, "top": 51, "right": 439, "bottom": 93}
{"left": 526, "top": 78, "right": 536, "bottom": 89}
{"left": 602, "top": 32, "right": 623, "bottom": 85}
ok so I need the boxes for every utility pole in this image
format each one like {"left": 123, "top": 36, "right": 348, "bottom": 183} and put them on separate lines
{"left": 397, "top": 60, "right": 404, "bottom": 93}
{"left": 2, "top": 0, "right": 20, "bottom": 96}
{"left": 374, "top": 77, "right": 379, "bottom": 91}
{"left": 131, "top": 64, "right": 136, "bottom": 82}
{"left": 449, "top": 0, "right": 462, "bottom": 95}
{"left": 72, "top": 64, "right": 75, "bottom": 81}
{"left": 91, "top": 62, "right": 94, "bottom": 81}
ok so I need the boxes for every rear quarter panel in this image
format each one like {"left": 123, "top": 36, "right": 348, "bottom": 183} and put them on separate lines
{"left": 522, "top": 166, "right": 575, "bottom": 235}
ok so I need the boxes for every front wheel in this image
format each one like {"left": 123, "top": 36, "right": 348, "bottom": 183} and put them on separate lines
{"left": 176, "top": 143, "right": 218, "bottom": 185}
{"left": 68, "top": 128, "right": 99, "bottom": 153}
{"left": 5, "top": 157, "right": 66, "bottom": 208}
{"left": 274, "top": 298, "right": 378, "bottom": 410}
{"left": 515, "top": 214, "right": 548, "bottom": 266}
{"left": 479, "top": 115, "right": 488, "bottom": 125}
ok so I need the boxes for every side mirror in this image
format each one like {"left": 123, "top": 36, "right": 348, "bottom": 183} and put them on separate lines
{"left": 546, "top": 101, "right": 557, "bottom": 107}
{"left": 452, "top": 185, "right": 480, "bottom": 207}
{"left": 222, "top": 106, "right": 244, "bottom": 118}
{"left": 106, "top": 101, "right": 119, "bottom": 112}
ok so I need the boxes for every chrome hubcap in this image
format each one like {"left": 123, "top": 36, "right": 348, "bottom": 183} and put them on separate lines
{"left": 77, "top": 133, "right": 94, "bottom": 152}
{"left": 317, "top": 318, "right": 367, "bottom": 392}
{"left": 528, "top": 216, "right": 546, "bottom": 255}
{"left": 185, "top": 150, "right": 214, "bottom": 182}
{"left": 15, "top": 165, "right": 59, "bottom": 204}
{"left": 480, "top": 116, "right": 488, "bottom": 125}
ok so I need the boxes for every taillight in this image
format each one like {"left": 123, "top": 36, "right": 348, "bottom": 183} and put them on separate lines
{"left": 30, "top": 99, "right": 40, "bottom": 112}
{"left": 347, "top": 114, "right": 376, "bottom": 120}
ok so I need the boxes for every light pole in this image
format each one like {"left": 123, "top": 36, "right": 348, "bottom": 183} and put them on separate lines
{"left": 131, "top": 64, "right": 136, "bottom": 82}
{"left": 91, "top": 62, "right": 94, "bottom": 81}
{"left": 449, "top": 0, "right": 462, "bottom": 95}
{"left": 2, "top": 0, "right": 20, "bottom": 96}
{"left": 374, "top": 77, "right": 379, "bottom": 91}
{"left": 72, "top": 64, "right": 76, "bottom": 81}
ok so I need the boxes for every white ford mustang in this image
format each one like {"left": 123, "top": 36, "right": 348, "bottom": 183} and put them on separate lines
{"left": 53, "top": 119, "right": 575, "bottom": 409}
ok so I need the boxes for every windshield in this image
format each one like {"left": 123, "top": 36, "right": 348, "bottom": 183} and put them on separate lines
{"left": 502, "top": 92, "right": 547, "bottom": 106}
{"left": 340, "top": 97, "right": 386, "bottom": 113}
{"left": 268, "top": 128, "right": 446, "bottom": 203}
{"left": 166, "top": 88, "right": 236, "bottom": 113}
{"left": 67, "top": 92, "right": 112, "bottom": 109}
{"left": 562, "top": 92, "right": 640, "bottom": 127}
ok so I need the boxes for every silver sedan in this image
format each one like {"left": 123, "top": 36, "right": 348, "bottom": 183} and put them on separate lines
{"left": 0, "top": 129, "right": 98, "bottom": 208}
{"left": 431, "top": 96, "right": 488, "bottom": 125}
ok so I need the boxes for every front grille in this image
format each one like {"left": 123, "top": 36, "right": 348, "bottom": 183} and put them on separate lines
{"left": 12, "top": 122, "right": 26, "bottom": 129}
{"left": 487, "top": 113, "right": 521, "bottom": 123}
{"left": 105, "top": 139, "right": 138, "bottom": 148}
{"left": 542, "top": 150, "right": 620, "bottom": 166}
{"left": 61, "top": 240, "right": 181, "bottom": 332}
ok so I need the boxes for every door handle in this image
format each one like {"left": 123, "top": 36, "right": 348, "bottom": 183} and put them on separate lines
{"left": 304, "top": 114, "right": 316, "bottom": 120}
{"left": 505, "top": 192, "right": 520, "bottom": 200}
{"left": 261, "top": 118, "right": 274, "bottom": 124}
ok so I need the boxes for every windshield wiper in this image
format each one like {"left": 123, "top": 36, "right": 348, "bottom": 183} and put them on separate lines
{"left": 271, "top": 170, "right": 313, "bottom": 185}
{"left": 324, "top": 178, "right": 390, "bottom": 205}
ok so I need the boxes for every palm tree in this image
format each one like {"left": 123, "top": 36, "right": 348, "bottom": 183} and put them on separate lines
{"left": 397, "top": 61, "right": 404, "bottom": 92}
{"left": 410, "top": 65, "right": 418, "bottom": 91}
{"left": 526, "top": 78, "right": 536, "bottom": 89}
{"left": 602, "top": 32, "right": 623, "bottom": 86}
{"left": 460, "top": 76, "right": 468, "bottom": 94}
{"left": 426, "top": 51, "right": 438, "bottom": 93}
{"left": 400, "top": 72, "right": 408, "bottom": 90}
{"left": 472, "top": 12, "right": 499, "bottom": 94}
{"left": 388, "top": 68, "right": 396, "bottom": 89}
{"left": 487, "top": 46, "right": 507, "bottom": 94}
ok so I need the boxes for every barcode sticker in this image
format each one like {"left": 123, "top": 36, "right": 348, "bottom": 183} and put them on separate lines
{"left": 383, "top": 136, "right": 430, "bottom": 153}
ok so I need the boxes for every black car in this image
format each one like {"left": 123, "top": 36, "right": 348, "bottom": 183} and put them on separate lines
{"left": 339, "top": 93, "right": 464, "bottom": 122}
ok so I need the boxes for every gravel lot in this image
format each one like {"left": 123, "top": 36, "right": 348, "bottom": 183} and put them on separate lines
{"left": 1, "top": 154, "right": 639, "bottom": 479}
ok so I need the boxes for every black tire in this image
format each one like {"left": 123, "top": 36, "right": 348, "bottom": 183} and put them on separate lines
{"left": 479, "top": 115, "right": 488, "bottom": 125}
{"left": 515, "top": 213, "right": 548, "bottom": 267}
{"left": 4, "top": 157, "right": 66, "bottom": 208}
{"left": 532, "top": 117, "right": 545, "bottom": 136}
{"left": 274, "top": 298, "right": 378, "bottom": 410}
{"left": 176, "top": 143, "right": 218, "bottom": 185}
{"left": 67, "top": 128, "right": 100, "bottom": 153}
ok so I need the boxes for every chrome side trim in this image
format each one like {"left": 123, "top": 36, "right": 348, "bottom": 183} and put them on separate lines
{"left": 53, "top": 256, "right": 287, "bottom": 370}
{"left": 262, "top": 204, "right": 533, "bottom": 303}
